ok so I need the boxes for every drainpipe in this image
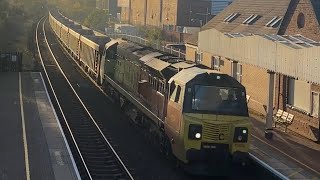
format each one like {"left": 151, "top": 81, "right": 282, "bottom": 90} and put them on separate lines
{"left": 277, "top": 73, "right": 280, "bottom": 110}
{"left": 318, "top": 95, "right": 320, "bottom": 143}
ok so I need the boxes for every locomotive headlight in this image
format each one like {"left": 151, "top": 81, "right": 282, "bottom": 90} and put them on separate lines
{"left": 195, "top": 133, "right": 201, "bottom": 139}
{"left": 188, "top": 124, "right": 202, "bottom": 140}
{"left": 242, "top": 129, "right": 247, "bottom": 134}
{"left": 233, "top": 127, "right": 248, "bottom": 143}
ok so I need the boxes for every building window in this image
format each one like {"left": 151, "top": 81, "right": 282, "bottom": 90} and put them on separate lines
{"left": 236, "top": 63, "right": 242, "bottom": 83}
{"left": 287, "top": 78, "right": 311, "bottom": 113}
{"left": 311, "top": 91, "right": 319, "bottom": 117}
{"left": 224, "top": 13, "right": 240, "bottom": 23}
{"left": 211, "top": 56, "right": 220, "bottom": 71}
{"left": 196, "top": 52, "right": 203, "bottom": 64}
{"left": 265, "top": 16, "right": 282, "bottom": 28}
{"left": 297, "top": 13, "right": 305, "bottom": 29}
{"left": 242, "top": 14, "right": 261, "bottom": 25}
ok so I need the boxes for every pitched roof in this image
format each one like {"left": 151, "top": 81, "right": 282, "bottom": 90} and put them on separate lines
{"left": 201, "top": 0, "right": 292, "bottom": 34}
{"left": 310, "top": 0, "right": 320, "bottom": 23}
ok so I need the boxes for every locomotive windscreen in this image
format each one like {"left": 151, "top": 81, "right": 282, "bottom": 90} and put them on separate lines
{"left": 190, "top": 85, "right": 248, "bottom": 116}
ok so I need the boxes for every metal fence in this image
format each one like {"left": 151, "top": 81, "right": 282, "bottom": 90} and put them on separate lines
{"left": 107, "top": 33, "right": 186, "bottom": 59}
{"left": 0, "top": 52, "right": 22, "bottom": 72}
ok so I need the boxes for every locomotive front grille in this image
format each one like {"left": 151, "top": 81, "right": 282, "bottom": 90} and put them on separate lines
{"left": 202, "top": 121, "right": 229, "bottom": 142}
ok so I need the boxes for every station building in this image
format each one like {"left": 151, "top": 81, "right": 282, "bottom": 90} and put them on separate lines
{"left": 185, "top": 0, "right": 320, "bottom": 141}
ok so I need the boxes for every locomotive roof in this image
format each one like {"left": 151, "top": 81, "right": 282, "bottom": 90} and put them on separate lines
{"left": 139, "top": 52, "right": 163, "bottom": 63}
{"left": 118, "top": 41, "right": 143, "bottom": 52}
{"left": 169, "top": 67, "right": 207, "bottom": 84}
{"left": 145, "top": 58, "right": 171, "bottom": 71}
{"left": 169, "top": 67, "right": 244, "bottom": 88}
{"left": 132, "top": 49, "right": 154, "bottom": 59}
{"left": 171, "top": 62, "right": 195, "bottom": 69}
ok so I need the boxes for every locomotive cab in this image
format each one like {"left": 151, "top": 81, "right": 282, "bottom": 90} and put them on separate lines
{"left": 165, "top": 67, "right": 251, "bottom": 172}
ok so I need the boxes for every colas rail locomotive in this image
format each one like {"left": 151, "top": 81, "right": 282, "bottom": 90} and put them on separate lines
{"left": 49, "top": 10, "right": 252, "bottom": 175}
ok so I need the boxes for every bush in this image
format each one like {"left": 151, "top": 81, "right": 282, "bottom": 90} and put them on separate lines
{"left": 145, "top": 27, "right": 163, "bottom": 45}
{"left": 83, "top": 9, "right": 110, "bottom": 31}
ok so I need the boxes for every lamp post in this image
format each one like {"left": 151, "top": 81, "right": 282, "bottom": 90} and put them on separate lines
{"left": 189, "top": 11, "right": 192, "bottom": 26}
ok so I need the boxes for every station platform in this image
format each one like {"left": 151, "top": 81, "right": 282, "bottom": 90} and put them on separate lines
{"left": 250, "top": 113, "right": 320, "bottom": 179}
{"left": 0, "top": 72, "right": 80, "bottom": 180}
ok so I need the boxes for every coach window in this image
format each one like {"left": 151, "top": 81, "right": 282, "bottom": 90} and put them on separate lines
{"left": 287, "top": 78, "right": 311, "bottom": 113}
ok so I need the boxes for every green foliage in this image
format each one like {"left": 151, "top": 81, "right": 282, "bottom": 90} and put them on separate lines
{"left": 145, "top": 27, "right": 163, "bottom": 45}
{"left": 83, "top": 9, "right": 111, "bottom": 31}
{"left": 48, "top": 0, "right": 96, "bottom": 22}
{"left": 0, "top": 0, "right": 8, "bottom": 25}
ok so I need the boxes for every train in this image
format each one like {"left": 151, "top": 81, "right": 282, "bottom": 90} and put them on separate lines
{"left": 48, "top": 11, "right": 252, "bottom": 175}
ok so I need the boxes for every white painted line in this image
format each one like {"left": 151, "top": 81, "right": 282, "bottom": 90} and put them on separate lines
{"left": 19, "top": 72, "right": 31, "bottom": 180}
{"left": 36, "top": 17, "right": 82, "bottom": 180}
{"left": 38, "top": 72, "right": 81, "bottom": 180}
{"left": 249, "top": 153, "right": 289, "bottom": 180}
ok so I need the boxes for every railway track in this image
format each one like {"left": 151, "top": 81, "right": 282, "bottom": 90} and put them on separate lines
{"left": 34, "top": 14, "right": 285, "bottom": 179}
{"left": 36, "top": 16, "right": 134, "bottom": 180}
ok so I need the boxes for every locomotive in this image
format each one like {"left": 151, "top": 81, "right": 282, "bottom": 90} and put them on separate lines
{"left": 49, "top": 11, "right": 252, "bottom": 174}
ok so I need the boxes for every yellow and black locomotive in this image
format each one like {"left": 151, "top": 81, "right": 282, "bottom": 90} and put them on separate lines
{"left": 49, "top": 11, "right": 252, "bottom": 175}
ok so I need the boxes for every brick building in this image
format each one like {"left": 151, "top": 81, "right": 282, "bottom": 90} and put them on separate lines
{"left": 96, "top": 0, "right": 119, "bottom": 17}
{"left": 118, "top": 0, "right": 213, "bottom": 28}
{"left": 185, "top": 0, "right": 320, "bottom": 141}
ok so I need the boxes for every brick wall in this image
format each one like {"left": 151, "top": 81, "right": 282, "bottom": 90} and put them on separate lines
{"left": 121, "top": 0, "right": 213, "bottom": 27}
{"left": 146, "top": 0, "right": 162, "bottom": 26}
{"left": 131, "top": 0, "right": 147, "bottom": 25}
{"left": 120, "top": 7, "right": 130, "bottom": 23}
{"left": 201, "top": 51, "right": 212, "bottom": 68}
{"left": 162, "top": 0, "right": 178, "bottom": 26}
{"left": 280, "top": 0, "right": 320, "bottom": 40}
{"left": 185, "top": 45, "right": 197, "bottom": 62}
{"left": 277, "top": 0, "right": 320, "bottom": 141}
{"left": 241, "top": 64, "right": 270, "bottom": 116}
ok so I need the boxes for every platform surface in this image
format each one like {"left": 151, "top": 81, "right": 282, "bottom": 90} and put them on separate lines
{"left": 0, "top": 72, "right": 79, "bottom": 180}
{"left": 250, "top": 113, "right": 320, "bottom": 179}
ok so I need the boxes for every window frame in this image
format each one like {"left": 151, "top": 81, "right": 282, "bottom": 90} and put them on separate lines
{"left": 236, "top": 63, "right": 242, "bottom": 83}
{"left": 211, "top": 56, "right": 220, "bottom": 71}
{"left": 311, "top": 91, "right": 319, "bottom": 118}
{"left": 196, "top": 51, "right": 203, "bottom": 64}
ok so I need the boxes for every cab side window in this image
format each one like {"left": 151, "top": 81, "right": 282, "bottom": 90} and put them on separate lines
{"left": 170, "top": 84, "right": 182, "bottom": 104}
{"left": 175, "top": 86, "right": 181, "bottom": 103}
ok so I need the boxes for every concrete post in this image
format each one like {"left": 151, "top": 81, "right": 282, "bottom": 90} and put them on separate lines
{"left": 265, "top": 71, "right": 275, "bottom": 139}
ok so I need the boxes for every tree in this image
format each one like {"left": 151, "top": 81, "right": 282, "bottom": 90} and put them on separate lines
{"left": 83, "top": 9, "right": 110, "bottom": 31}
{"left": 145, "top": 27, "right": 163, "bottom": 45}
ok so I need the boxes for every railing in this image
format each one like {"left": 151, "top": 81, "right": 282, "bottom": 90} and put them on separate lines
{"left": 106, "top": 33, "right": 186, "bottom": 59}
{"left": 0, "top": 51, "right": 23, "bottom": 72}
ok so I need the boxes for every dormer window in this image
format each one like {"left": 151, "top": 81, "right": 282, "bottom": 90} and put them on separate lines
{"left": 242, "top": 14, "right": 260, "bottom": 25}
{"left": 224, "top": 13, "right": 240, "bottom": 23}
{"left": 265, "top": 16, "right": 282, "bottom": 28}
